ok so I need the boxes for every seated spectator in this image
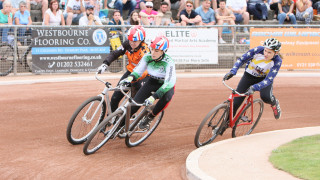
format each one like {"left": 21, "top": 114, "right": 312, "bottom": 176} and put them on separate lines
{"left": 84, "top": 0, "right": 100, "bottom": 16}
{"left": 312, "top": 0, "right": 320, "bottom": 16}
{"left": 247, "top": 0, "right": 268, "bottom": 20}
{"left": 227, "top": 0, "right": 249, "bottom": 32}
{"left": 269, "top": 0, "right": 279, "bottom": 19}
{"left": 158, "top": 1, "right": 175, "bottom": 25}
{"left": 0, "top": 1, "right": 12, "bottom": 43}
{"left": 64, "top": 0, "right": 85, "bottom": 25}
{"left": 8, "top": 0, "right": 25, "bottom": 15}
{"left": 176, "top": 0, "right": 201, "bottom": 26}
{"left": 108, "top": 9, "right": 123, "bottom": 33}
{"left": 215, "top": 0, "right": 235, "bottom": 43}
{"left": 277, "top": 0, "right": 296, "bottom": 24}
{"left": 114, "top": 0, "right": 137, "bottom": 19}
{"left": 139, "top": 1, "right": 162, "bottom": 25}
{"left": 296, "top": 0, "right": 313, "bottom": 24}
{"left": 139, "top": 0, "right": 153, "bottom": 10}
{"left": 163, "top": 0, "right": 186, "bottom": 19}
{"left": 79, "top": 4, "right": 102, "bottom": 25}
{"left": 14, "top": 1, "right": 32, "bottom": 45}
{"left": 43, "top": 0, "right": 65, "bottom": 25}
{"left": 27, "top": 0, "right": 49, "bottom": 21}
{"left": 127, "top": 10, "right": 141, "bottom": 25}
{"left": 195, "top": 0, "right": 215, "bottom": 25}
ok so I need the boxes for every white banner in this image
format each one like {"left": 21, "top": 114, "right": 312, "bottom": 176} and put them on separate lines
{"left": 145, "top": 28, "right": 218, "bottom": 64}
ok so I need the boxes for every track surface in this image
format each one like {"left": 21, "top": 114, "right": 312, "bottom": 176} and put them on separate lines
{"left": 1, "top": 75, "right": 319, "bottom": 179}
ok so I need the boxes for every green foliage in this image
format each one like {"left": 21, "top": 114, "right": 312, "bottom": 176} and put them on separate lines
{"left": 269, "top": 135, "right": 320, "bottom": 180}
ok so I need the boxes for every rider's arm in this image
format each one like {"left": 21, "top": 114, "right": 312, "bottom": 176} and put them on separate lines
{"left": 252, "top": 56, "right": 282, "bottom": 91}
{"left": 130, "top": 54, "right": 149, "bottom": 80}
{"left": 154, "top": 58, "right": 176, "bottom": 99}
{"left": 230, "top": 46, "right": 264, "bottom": 75}
{"left": 103, "top": 40, "right": 129, "bottom": 65}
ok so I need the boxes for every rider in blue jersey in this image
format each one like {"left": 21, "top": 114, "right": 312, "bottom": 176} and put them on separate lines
{"left": 224, "top": 38, "right": 282, "bottom": 120}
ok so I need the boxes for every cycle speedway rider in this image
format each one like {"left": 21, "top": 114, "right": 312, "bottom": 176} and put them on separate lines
{"left": 97, "top": 25, "right": 150, "bottom": 113}
{"left": 119, "top": 35, "right": 176, "bottom": 130}
{"left": 223, "top": 38, "right": 283, "bottom": 120}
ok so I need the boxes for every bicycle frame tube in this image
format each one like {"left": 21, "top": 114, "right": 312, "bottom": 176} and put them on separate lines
{"left": 228, "top": 93, "right": 254, "bottom": 128}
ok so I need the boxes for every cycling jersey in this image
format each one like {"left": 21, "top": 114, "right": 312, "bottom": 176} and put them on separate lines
{"left": 230, "top": 46, "right": 282, "bottom": 91}
{"left": 131, "top": 53, "right": 176, "bottom": 99}
{"left": 103, "top": 40, "right": 150, "bottom": 72}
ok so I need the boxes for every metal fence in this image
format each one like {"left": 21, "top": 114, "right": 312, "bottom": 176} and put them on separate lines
{"left": 0, "top": 24, "right": 319, "bottom": 76}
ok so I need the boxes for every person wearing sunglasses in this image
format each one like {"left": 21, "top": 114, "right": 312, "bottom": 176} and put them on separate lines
{"left": 139, "top": 1, "right": 162, "bottom": 25}
{"left": 176, "top": 0, "right": 201, "bottom": 26}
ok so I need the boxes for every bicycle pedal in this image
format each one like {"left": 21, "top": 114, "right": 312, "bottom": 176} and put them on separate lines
{"left": 240, "top": 116, "right": 250, "bottom": 122}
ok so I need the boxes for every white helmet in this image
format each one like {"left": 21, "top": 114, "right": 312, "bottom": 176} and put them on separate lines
{"left": 263, "top": 38, "right": 281, "bottom": 52}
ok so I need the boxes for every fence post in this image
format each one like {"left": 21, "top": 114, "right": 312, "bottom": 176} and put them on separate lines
{"left": 233, "top": 25, "right": 237, "bottom": 64}
{"left": 13, "top": 26, "right": 18, "bottom": 76}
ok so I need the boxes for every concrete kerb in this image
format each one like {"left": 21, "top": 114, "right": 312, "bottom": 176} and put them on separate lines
{"left": 186, "top": 126, "right": 320, "bottom": 180}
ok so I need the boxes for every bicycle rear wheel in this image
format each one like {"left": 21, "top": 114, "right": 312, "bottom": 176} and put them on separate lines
{"left": 0, "top": 43, "right": 14, "bottom": 76}
{"left": 66, "top": 96, "right": 106, "bottom": 145}
{"left": 22, "top": 46, "right": 32, "bottom": 72}
{"left": 125, "top": 108, "right": 164, "bottom": 147}
{"left": 232, "top": 99, "right": 264, "bottom": 137}
{"left": 194, "top": 103, "right": 228, "bottom": 148}
{"left": 83, "top": 109, "right": 124, "bottom": 155}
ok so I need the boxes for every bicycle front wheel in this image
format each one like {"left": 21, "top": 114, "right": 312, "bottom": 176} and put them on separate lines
{"left": 125, "top": 109, "right": 164, "bottom": 147}
{"left": 0, "top": 43, "right": 14, "bottom": 76}
{"left": 66, "top": 96, "right": 106, "bottom": 145}
{"left": 232, "top": 99, "right": 264, "bottom": 138}
{"left": 83, "top": 109, "right": 124, "bottom": 155}
{"left": 194, "top": 103, "right": 228, "bottom": 148}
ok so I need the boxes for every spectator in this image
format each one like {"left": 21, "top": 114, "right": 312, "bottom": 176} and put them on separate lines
{"left": 211, "top": 0, "right": 217, "bottom": 10}
{"left": 84, "top": 0, "right": 100, "bottom": 16}
{"left": 312, "top": 0, "right": 320, "bottom": 16}
{"left": 277, "top": 0, "right": 296, "bottom": 24}
{"left": 226, "top": 0, "right": 249, "bottom": 32}
{"left": 176, "top": 0, "right": 201, "bottom": 26}
{"left": 139, "top": 1, "right": 162, "bottom": 25}
{"left": 163, "top": 0, "right": 186, "bottom": 19}
{"left": 0, "top": 0, "right": 13, "bottom": 43}
{"left": 63, "top": 0, "right": 85, "bottom": 25}
{"left": 295, "top": 0, "right": 313, "bottom": 24}
{"left": 139, "top": 0, "right": 152, "bottom": 10}
{"left": 108, "top": 9, "right": 124, "bottom": 32}
{"left": 27, "top": 0, "right": 49, "bottom": 21}
{"left": 158, "top": 1, "right": 175, "bottom": 25}
{"left": 43, "top": 0, "right": 65, "bottom": 25}
{"left": 195, "top": 0, "right": 215, "bottom": 25}
{"left": 114, "top": 0, "right": 137, "bottom": 19}
{"left": 247, "top": 0, "right": 268, "bottom": 20}
{"left": 14, "top": 1, "right": 32, "bottom": 45}
{"left": 79, "top": 4, "right": 102, "bottom": 25}
{"left": 127, "top": 10, "right": 141, "bottom": 25}
{"left": 269, "top": 0, "right": 279, "bottom": 19}
{"left": 9, "top": 0, "right": 25, "bottom": 15}
{"left": 215, "top": 0, "right": 235, "bottom": 43}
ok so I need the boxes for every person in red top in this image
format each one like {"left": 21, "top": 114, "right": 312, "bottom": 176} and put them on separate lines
{"left": 97, "top": 25, "right": 150, "bottom": 113}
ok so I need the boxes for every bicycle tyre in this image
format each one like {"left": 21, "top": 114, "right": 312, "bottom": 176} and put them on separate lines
{"left": 194, "top": 103, "right": 228, "bottom": 148}
{"left": 232, "top": 99, "right": 264, "bottom": 138}
{"left": 125, "top": 110, "right": 164, "bottom": 147}
{"left": 22, "top": 46, "right": 32, "bottom": 72}
{"left": 66, "top": 96, "right": 106, "bottom": 145}
{"left": 83, "top": 109, "right": 124, "bottom": 155}
{"left": 0, "top": 43, "right": 14, "bottom": 76}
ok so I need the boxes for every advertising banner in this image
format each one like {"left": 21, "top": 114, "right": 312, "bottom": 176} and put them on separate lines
{"left": 145, "top": 28, "right": 218, "bottom": 64}
{"left": 31, "top": 28, "right": 109, "bottom": 74}
{"left": 250, "top": 28, "right": 320, "bottom": 69}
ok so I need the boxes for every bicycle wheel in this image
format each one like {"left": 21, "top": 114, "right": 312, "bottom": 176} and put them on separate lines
{"left": 22, "top": 46, "right": 32, "bottom": 72}
{"left": 125, "top": 108, "right": 164, "bottom": 147}
{"left": 232, "top": 99, "right": 264, "bottom": 137}
{"left": 0, "top": 43, "right": 14, "bottom": 76}
{"left": 66, "top": 96, "right": 106, "bottom": 145}
{"left": 194, "top": 103, "right": 228, "bottom": 148}
{"left": 83, "top": 109, "right": 124, "bottom": 155}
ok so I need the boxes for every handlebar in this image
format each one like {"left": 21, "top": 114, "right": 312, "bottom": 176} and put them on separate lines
{"left": 222, "top": 80, "right": 247, "bottom": 97}
{"left": 119, "top": 84, "right": 146, "bottom": 107}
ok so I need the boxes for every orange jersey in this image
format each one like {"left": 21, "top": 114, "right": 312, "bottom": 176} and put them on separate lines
{"left": 125, "top": 42, "right": 150, "bottom": 72}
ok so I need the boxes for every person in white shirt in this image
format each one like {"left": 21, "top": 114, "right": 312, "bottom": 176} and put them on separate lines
{"left": 43, "top": 0, "right": 65, "bottom": 25}
{"left": 63, "top": 0, "right": 85, "bottom": 25}
{"left": 79, "top": 4, "right": 102, "bottom": 25}
{"left": 226, "top": 0, "right": 249, "bottom": 32}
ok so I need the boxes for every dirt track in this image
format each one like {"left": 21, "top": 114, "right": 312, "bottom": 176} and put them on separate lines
{"left": 1, "top": 75, "right": 319, "bottom": 179}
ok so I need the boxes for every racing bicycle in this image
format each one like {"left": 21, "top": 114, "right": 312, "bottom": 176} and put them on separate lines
{"left": 194, "top": 80, "right": 264, "bottom": 148}
{"left": 83, "top": 82, "right": 164, "bottom": 155}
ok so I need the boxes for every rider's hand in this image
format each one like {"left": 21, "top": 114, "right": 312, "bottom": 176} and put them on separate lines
{"left": 119, "top": 76, "right": 133, "bottom": 86}
{"left": 223, "top": 72, "right": 234, "bottom": 81}
{"left": 245, "top": 86, "right": 255, "bottom": 96}
{"left": 97, "top": 64, "right": 108, "bottom": 74}
{"left": 144, "top": 96, "right": 155, "bottom": 106}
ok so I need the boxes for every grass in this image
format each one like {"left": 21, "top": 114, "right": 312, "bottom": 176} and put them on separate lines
{"left": 269, "top": 134, "right": 320, "bottom": 180}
